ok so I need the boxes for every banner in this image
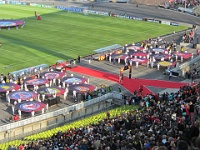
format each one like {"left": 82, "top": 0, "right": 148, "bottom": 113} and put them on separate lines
{"left": 170, "top": 22, "right": 179, "bottom": 26}
{"left": 6, "top": 1, "right": 27, "bottom": 5}
{"left": 30, "top": 3, "right": 54, "bottom": 8}
{"left": 30, "top": 3, "right": 42, "bottom": 7}
{"left": 133, "top": 17, "right": 142, "bottom": 21}
{"left": 161, "top": 21, "right": 171, "bottom": 25}
{"left": 56, "top": 6, "right": 84, "bottom": 13}
{"left": 85, "top": 10, "right": 109, "bottom": 16}
{"left": 147, "top": 18, "right": 161, "bottom": 23}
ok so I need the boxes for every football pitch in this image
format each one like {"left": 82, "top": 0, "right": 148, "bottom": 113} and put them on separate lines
{"left": 0, "top": 4, "right": 188, "bottom": 74}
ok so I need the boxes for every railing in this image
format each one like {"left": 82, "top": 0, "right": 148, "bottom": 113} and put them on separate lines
{"left": 94, "top": 44, "right": 122, "bottom": 53}
{"left": 178, "top": 55, "right": 200, "bottom": 70}
{"left": 0, "top": 92, "right": 122, "bottom": 133}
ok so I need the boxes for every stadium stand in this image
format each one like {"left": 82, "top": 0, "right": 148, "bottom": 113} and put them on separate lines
{"left": 8, "top": 83, "right": 200, "bottom": 150}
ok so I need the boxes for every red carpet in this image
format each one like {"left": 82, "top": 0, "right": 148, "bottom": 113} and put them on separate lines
{"left": 66, "top": 66, "right": 187, "bottom": 95}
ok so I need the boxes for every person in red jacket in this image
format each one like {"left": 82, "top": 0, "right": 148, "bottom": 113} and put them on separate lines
{"left": 139, "top": 85, "right": 143, "bottom": 95}
{"left": 13, "top": 115, "right": 18, "bottom": 122}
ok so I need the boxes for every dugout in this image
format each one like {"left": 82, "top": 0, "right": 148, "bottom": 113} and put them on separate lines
{"left": 10, "top": 64, "right": 49, "bottom": 79}
{"left": 93, "top": 44, "right": 123, "bottom": 61}
{"left": 193, "top": 30, "right": 200, "bottom": 48}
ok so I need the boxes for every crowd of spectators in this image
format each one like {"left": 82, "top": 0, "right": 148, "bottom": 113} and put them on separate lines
{"left": 182, "top": 29, "right": 195, "bottom": 43}
{"left": 140, "top": 37, "right": 177, "bottom": 52}
{"left": 6, "top": 83, "right": 199, "bottom": 150}
{"left": 172, "top": 0, "right": 200, "bottom": 8}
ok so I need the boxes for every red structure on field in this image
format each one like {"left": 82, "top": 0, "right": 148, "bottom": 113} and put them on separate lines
{"left": 37, "top": 14, "right": 41, "bottom": 20}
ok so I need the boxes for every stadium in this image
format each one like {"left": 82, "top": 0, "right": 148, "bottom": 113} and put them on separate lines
{"left": 0, "top": 0, "right": 200, "bottom": 149}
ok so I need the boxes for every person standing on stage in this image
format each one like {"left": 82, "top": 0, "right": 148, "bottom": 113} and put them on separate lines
{"left": 78, "top": 55, "right": 81, "bottom": 63}
{"left": 169, "top": 71, "right": 172, "bottom": 80}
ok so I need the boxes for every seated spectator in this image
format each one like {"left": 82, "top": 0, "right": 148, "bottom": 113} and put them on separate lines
{"left": 9, "top": 116, "right": 13, "bottom": 122}
{"left": 177, "top": 140, "right": 189, "bottom": 150}
{"left": 157, "top": 146, "right": 168, "bottom": 150}
{"left": 191, "top": 137, "right": 199, "bottom": 150}
{"left": 196, "top": 136, "right": 200, "bottom": 150}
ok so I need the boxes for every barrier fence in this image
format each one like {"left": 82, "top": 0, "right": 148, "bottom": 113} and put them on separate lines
{"left": 0, "top": 92, "right": 121, "bottom": 133}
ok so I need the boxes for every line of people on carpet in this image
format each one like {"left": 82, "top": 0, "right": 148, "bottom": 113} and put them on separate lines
{"left": 107, "top": 37, "right": 193, "bottom": 71}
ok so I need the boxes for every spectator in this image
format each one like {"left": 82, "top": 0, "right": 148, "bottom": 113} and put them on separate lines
{"left": 177, "top": 140, "right": 189, "bottom": 150}
{"left": 15, "top": 84, "right": 200, "bottom": 150}
{"left": 196, "top": 136, "right": 200, "bottom": 149}
{"left": 157, "top": 146, "right": 168, "bottom": 150}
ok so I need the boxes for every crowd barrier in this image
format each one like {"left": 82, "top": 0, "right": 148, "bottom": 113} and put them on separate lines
{"left": 0, "top": 92, "right": 121, "bottom": 133}
{"left": 5, "top": 1, "right": 27, "bottom": 5}
{"left": 84, "top": 10, "right": 109, "bottom": 16}
{"left": 29, "top": 3, "right": 54, "bottom": 8}
{"left": 177, "top": 7, "right": 194, "bottom": 15}
{"left": 84, "top": 10, "right": 179, "bottom": 26}
{"left": 56, "top": 6, "right": 85, "bottom": 13}
{"left": 159, "top": 5, "right": 200, "bottom": 18}
{"left": 170, "top": 55, "right": 200, "bottom": 77}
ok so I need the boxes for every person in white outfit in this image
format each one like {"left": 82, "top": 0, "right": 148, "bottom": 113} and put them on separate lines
{"left": 151, "top": 61, "right": 154, "bottom": 68}
{"left": 24, "top": 83, "right": 27, "bottom": 91}
{"left": 130, "top": 59, "right": 132, "bottom": 66}
{"left": 42, "top": 108, "right": 44, "bottom": 114}
{"left": 14, "top": 100, "right": 17, "bottom": 106}
{"left": 42, "top": 94, "right": 45, "bottom": 101}
{"left": 73, "top": 90, "right": 76, "bottom": 99}
{"left": 45, "top": 83, "right": 49, "bottom": 87}
{"left": 31, "top": 110, "right": 35, "bottom": 117}
{"left": 18, "top": 98, "right": 21, "bottom": 103}
{"left": 49, "top": 80, "right": 52, "bottom": 87}
{"left": 57, "top": 79, "right": 61, "bottom": 85}
{"left": 11, "top": 104, "right": 15, "bottom": 115}
{"left": 65, "top": 87, "right": 69, "bottom": 95}
{"left": 21, "top": 84, "right": 23, "bottom": 90}
{"left": 64, "top": 90, "right": 68, "bottom": 100}
{"left": 18, "top": 109, "right": 21, "bottom": 119}
{"left": 46, "top": 103, "right": 49, "bottom": 111}
{"left": 157, "top": 63, "right": 160, "bottom": 70}
{"left": 62, "top": 82, "right": 65, "bottom": 88}
{"left": 37, "top": 94, "right": 40, "bottom": 100}
{"left": 6, "top": 91, "right": 10, "bottom": 101}
{"left": 136, "top": 61, "right": 139, "bottom": 68}
{"left": 53, "top": 93, "right": 57, "bottom": 98}
{"left": 53, "top": 78, "right": 56, "bottom": 85}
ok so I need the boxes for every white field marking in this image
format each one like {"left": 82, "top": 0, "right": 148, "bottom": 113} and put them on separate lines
{"left": 0, "top": 25, "right": 162, "bottom": 69}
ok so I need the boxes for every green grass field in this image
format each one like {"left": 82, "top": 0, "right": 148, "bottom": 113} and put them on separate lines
{"left": 0, "top": 4, "right": 188, "bottom": 73}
